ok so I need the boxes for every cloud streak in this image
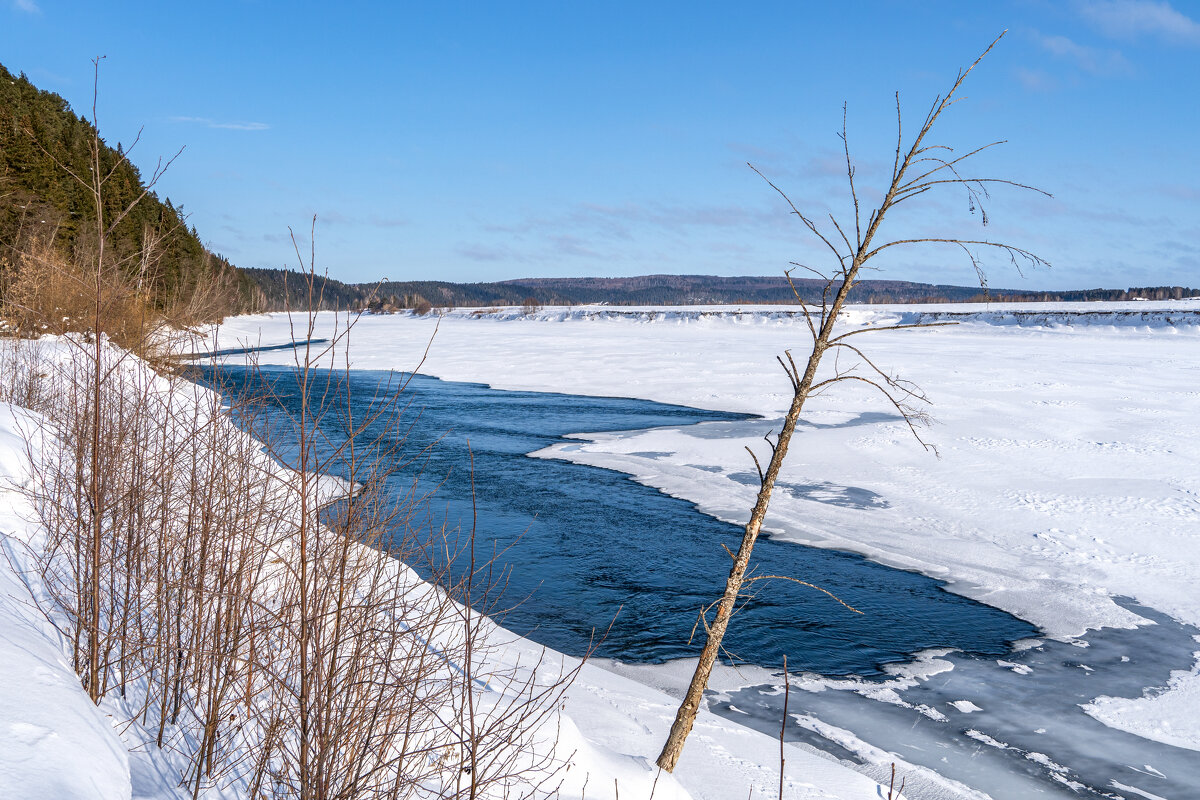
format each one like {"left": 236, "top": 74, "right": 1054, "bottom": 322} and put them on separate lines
{"left": 1035, "top": 34, "right": 1132, "bottom": 75}
{"left": 456, "top": 243, "right": 521, "bottom": 263}
{"left": 1015, "top": 67, "right": 1058, "bottom": 92}
{"left": 170, "top": 115, "right": 270, "bottom": 131}
{"left": 1077, "top": 0, "right": 1200, "bottom": 45}
{"left": 12, "top": 0, "right": 40, "bottom": 13}
{"left": 316, "top": 211, "right": 407, "bottom": 228}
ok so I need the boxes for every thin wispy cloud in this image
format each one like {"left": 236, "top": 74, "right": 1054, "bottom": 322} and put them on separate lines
{"left": 1077, "top": 0, "right": 1200, "bottom": 45}
{"left": 1158, "top": 184, "right": 1200, "bottom": 202}
{"left": 170, "top": 115, "right": 270, "bottom": 131}
{"left": 1035, "top": 33, "right": 1132, "bottom": 75}
{"left": 546, "top": 233, "right": 600, "bottom": 259}
{"left": 463, "top": 195, "right": 823, "bottom": 270}
{"left": 1015, "top": 67, "right": 1058, "bottom": 91}
{"left": 457, "top": 243, "right": 520, "bottom": 263}
{"left": 316, "top": 211, "right": 406, "bottom": 228}
{"left": 727, "top": 143, "right": 882, "bottom": 184}
{"left": 12, "top": 0, "right": 40, "bottom": 13}
{"left": 316, "top": 210, "right": 352, "bottom": 226}
{"left": 367, "top": 216, "right": 407, "bottom": 229}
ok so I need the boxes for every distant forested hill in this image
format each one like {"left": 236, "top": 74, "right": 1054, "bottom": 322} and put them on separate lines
{"left": 500, "top": 275, "right": 1009, "bottom": 305}
{"left": 239, "top": 270, "right": 1200, "bottom": 312}
{"left": 239, "top": 268, "right": 376, "bottom": 311}
{"left": 0, "top": 62, "right": 254, "bottom": 314}
{"left": 496, "top": 276, "right": 1200, "bottom": 305}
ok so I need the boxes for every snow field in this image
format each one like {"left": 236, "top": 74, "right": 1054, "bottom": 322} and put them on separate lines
{"left": 207, "top": 302, "right": 1200, "bottom": 759}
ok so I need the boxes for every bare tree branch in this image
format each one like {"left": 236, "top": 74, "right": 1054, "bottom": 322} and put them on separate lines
{"left": 657, "top": 29, "right": 1042, "bottom": 772}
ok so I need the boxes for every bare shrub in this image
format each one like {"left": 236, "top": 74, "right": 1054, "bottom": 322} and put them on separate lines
{"left": 158, "top": 251, "right": 242, "bottom": 331}
{"left": 0, "top": 336, "right": 50, "bottom": 409}
{"left": 7, "top": 230, "right": 580, "bottom": 800}
{"left": 5, "top": 57, "right": 579, "bottom": 796}
{"left": 2, "top": 229, "right": 153, "bottom": 350}
{"left": 13, "top": 310, "right": 581, "bottom": 798}
{"left": 230, "top": 235, "right": 582, "bottom": 799}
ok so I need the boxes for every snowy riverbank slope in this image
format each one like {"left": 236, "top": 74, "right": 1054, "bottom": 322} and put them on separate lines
{"left": 206, "top": 301, "right": 1200, "bottom": 757}
{"left": 0, "top": 404, "right": 131, "bottom": 800}
{"left": 0, "top": 337, "right": 887, "bottom": 800}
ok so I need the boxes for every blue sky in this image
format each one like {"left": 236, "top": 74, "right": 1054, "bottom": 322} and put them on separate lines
{"left": 2, "top": 1, "right": 1198, "bottom": 290}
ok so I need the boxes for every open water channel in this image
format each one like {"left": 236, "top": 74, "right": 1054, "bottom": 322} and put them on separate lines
{"left": 199, "top": 363, "right": 1199, "bottom": 800}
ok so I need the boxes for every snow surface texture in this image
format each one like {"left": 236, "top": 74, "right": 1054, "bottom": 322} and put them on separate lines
{"left": 0, "top": 403, "right": 131, "bottom": 800}
{"left": 1083, "top": 646, "right": 1200, "bottom": 752}
{"left": 0, "top": 336, "right": 887, "bottom": 800}
{"left": 206, "top": 301, "right": 1200, "bottom": 762}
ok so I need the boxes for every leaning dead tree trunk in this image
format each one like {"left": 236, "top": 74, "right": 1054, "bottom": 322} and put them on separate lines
{"left": 656, "top": 31, "right": 1049, "bottom": 772}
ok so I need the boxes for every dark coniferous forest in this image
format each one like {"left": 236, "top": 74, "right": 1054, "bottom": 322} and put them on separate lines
{"left": 245, "top": 269, "right": 1200, "bottom": 312}
{"left": 0, "top": 63, "right": 256, "bottom": 313}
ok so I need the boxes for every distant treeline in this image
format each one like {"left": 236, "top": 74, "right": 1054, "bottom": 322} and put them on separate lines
{"left": 7, "top": 63, "right": 1193, "bottom": 320}
{"left": 241, "top": 271, "right": 1200, "bottom": 312}
{"left": 238, "top": 268, "right": 369, "bottom": 311}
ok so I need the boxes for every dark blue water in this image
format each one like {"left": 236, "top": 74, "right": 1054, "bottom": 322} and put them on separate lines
{"left": 199, "top": 364, "right": 1037, "bottom": 675}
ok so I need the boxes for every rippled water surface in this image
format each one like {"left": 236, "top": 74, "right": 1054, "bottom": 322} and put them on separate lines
{"left": 202, "top": 364, "right": 1037, "bottom": 674}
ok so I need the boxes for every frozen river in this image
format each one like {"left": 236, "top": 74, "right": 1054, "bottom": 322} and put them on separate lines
{"left": 202, "top": 304, "right": 1200, "bottom": 800}
{"left": 200, "top": 362, "right": 1200, "bottom": 799}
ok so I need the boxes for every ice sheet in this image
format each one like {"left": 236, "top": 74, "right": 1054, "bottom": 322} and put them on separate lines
{"left": 203, "top": 301, "right": 1200, "bottom": 777}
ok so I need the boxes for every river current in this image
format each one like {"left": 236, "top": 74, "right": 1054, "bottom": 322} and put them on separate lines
{"left": 201, "top": 363, "right": 1035, "bottom": 673}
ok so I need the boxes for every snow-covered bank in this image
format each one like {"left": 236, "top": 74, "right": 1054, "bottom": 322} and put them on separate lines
{"left": 0, "top": 404, "right": 131, "bottom": 800}
{"left": 0, "top": 336, "right": 886, "bottom": 800}
{"left": 206, "top": 301, "right": 1200, "bottom": 769}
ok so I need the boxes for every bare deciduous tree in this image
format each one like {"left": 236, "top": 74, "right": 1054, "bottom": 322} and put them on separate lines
{"left": 656, "top": 32, "right": 1050, "bottom": 772}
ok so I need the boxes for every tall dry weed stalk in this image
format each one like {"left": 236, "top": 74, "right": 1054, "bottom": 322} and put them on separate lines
{"left": 0, "top": 253, "right": 579, "bottom": 799}
{"left": 0, "top": 58, "right": 579, "bottom": 795}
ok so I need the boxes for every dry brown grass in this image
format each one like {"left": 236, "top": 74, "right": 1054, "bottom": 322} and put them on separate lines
{"left": 1, "top": 231, "right": 153, "bottom": 350}
{"left": 1, "top": 228, "right": 239, "bottom": 366}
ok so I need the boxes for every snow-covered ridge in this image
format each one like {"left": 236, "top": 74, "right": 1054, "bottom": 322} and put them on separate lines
{"left": 896, "top": 306, "right": 1200, "bottom": 328}
{"left": 397, "top": 299, "right": 1200, "bottom": 329}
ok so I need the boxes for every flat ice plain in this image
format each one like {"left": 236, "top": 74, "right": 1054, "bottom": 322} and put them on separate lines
{"left": 207, "top": 301, "right": 1200, "bottom": 798}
